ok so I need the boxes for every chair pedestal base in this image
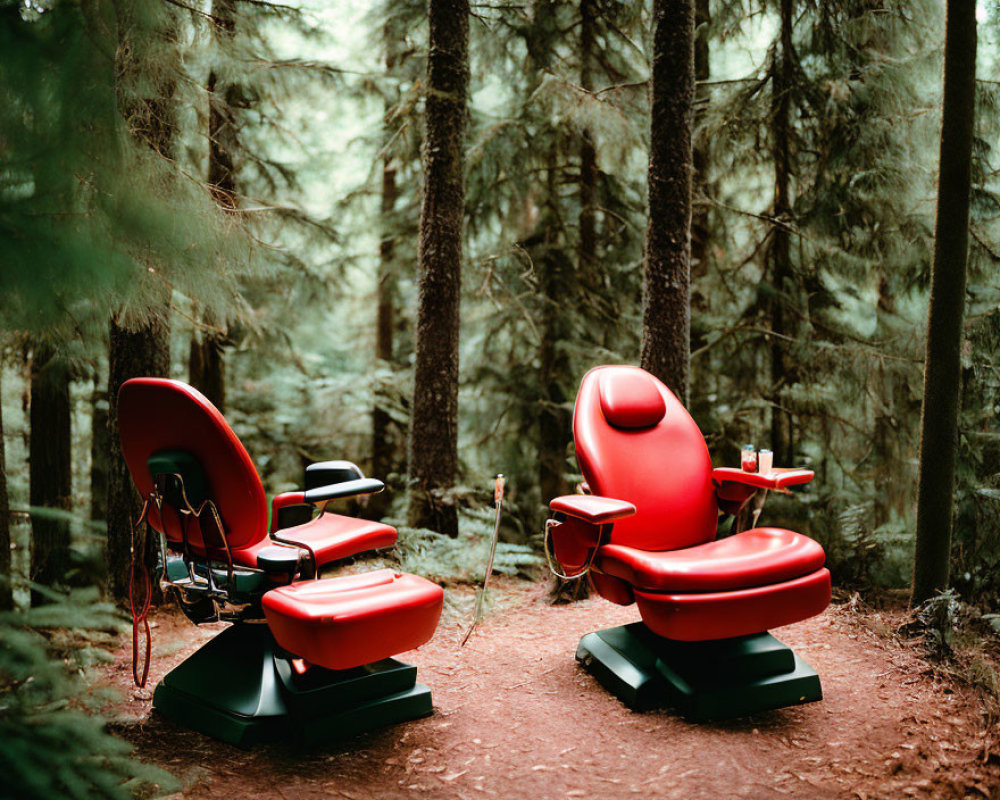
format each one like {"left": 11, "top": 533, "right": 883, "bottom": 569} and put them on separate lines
{"left": 152, "top": 623, "right": 432, "bottom": 747}
{"left": 576, "top": 622, "right": 821, "bottom": 721}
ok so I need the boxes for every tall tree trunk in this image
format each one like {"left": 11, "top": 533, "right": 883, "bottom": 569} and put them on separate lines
{"left": 546, "top": 1, "right": 598, "bottom": 605}
{"left": 911, "top": 0, "right": 977, "bottom": 606}
{"left": 0, "top": 364, "right": 12, "bottom": 611}
{"left": 193, "top": 311, "right": 226, "bottom": 412}
{"left": 689, "top": 0, "right": 711, "bottom": 332}
{"left": 90, "top": 380, "right": 109, "bottom": 523}
{"left": 539, "top": 144, "right": 571, "bottom": 511}
{"left": 578, "top": 0, "right": 598, "bottom": 274}
{"left": 371, "top": 24, "right": 401, "bottom": 519}
{"left": 107, "top": 313, "right": 171, "bottom": 603}
{"left": 768, "top": 0, "right": 795, "bottom": 467}
{"left": 406, "top": 0, "right": 469, "bottom": 537}
{"left": 872, "top": 277, "right": 909, "bottom": 530}
{"left": 192, "top": 0, "right": 238, "bottom": 413}
{"left": 107, "top": 5, "right": 176, "bottom": 603}
{"left": 640, "top": 0, "right": 695, "bottom": 405}
{"left": 29, "top": 343, "right": 72, "bottom": 605}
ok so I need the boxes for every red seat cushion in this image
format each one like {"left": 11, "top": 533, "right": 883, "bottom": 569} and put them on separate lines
{"left": 272, "top": 513, "right": 398, "bottom": 568}
{"left": 634, "top": 569, "right": 832, "bottom": 641}
{"left": 262, "top": 570, "right": 444, "bottom": 671}
{"left": 597, "top": 527, "right": 826, "bottom": 593}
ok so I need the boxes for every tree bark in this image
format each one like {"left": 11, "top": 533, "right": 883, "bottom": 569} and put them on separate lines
{"left": 90, "top": 381, "right": 109, "bottom": 523}
{"left": 0, "top": 365, "right": 12, "bottom": 611}
{"left": 406, "top": 0, "right": 469, "bottom": 537}
{"left": 640, "top": 0, "right": 695, "bottom": 406}
{"left": 539, "top": 143, "right": 572, "bottom": 510}
{"left": 193, "top": 0, "right": 239, "bottom": 414}
{"left": 689, "top": 0, "right": 711, "bottom": 319}
{"left": 768, "top": 0, "right": 795, "bottom": 467}
{"left": 911, "top": 0, "right": 977, "bottom": 606}
{"left": 578, "top": 0, "right": 598, "bottom": 275}
{"left": 372, "top": 23, "right": 401, "bottom": 517}
{"left": 107, "top": 3, "right": 176, "bottom": 603}
{"left": 107, "top": 312, "right": 171, "bottom": 603}
{"left": 29, "top": 343, "right": 72, "bottom": 604}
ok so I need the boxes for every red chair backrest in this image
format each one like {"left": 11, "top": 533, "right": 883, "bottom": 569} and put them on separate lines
{"left": 118, "top": 378, "right": 269, "bottom": 555}
{"left": 573, "top": 365, "right": 718, "bottom": 551}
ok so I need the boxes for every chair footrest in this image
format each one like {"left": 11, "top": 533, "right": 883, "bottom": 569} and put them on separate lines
{"left": 262, "top": 569, "right": 445, "bottom": 671}
{"left": 576, "top": 622, "right": 821, "bottom": 720}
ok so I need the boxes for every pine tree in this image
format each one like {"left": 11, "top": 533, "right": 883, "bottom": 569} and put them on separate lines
{"left": 106, "top": 0, "right": 179, "bottom": 603}
{"left": 911, "top": 0, "right": 977, "bottom": 606}
{"left": 0, "top": 361, "right": 11, "bottom": 611}
{"left": 28, "top": 342, "right": 72, "bottom": 605}
{"left": 370, "top": 0, "right": 425, "bottom": 514}
{"left": 407, "top": 0, "right": 470, "bottom": 537}
{"left": 640, "top": 0, "right": 696, "bottom": 405}
{"left": 189, "top": 0, "right": 242, "bottom": 413}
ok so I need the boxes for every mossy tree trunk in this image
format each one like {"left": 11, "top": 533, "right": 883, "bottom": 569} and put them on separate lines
{"left": 89, "top": 378, "right": 109, "bottom": 523}
{"left": 107, "top": 3, "right": 176, "bottom": 603}
{"left": 29, "top": 343, "right": 72, "bottom": 605}
{"left": 0, "top": 364, "right": 12, "bottom": 611}
{"left": 189, "top": 0, "right": 238, "bottom": 413}
{"left": 640, "top": 0, "right": 695, "bottom": 406}
{"left": 548, "top": 0, "right": 599, "bottom": 605}
{"left": 406, "top": 0, "right": 469, "bottom": 537}
{"left": 768, "top": 0, "right": 796, "bottom": 467}
{"left": 911, "top": 0, "right": 977, "bottom": 606}
{"left": 107, "top": 313, "right": 170, "bottom": 603}
{"left": 689, "top": 0, "right": 711, "bottom": 352}
{"left": 371, "top": 23, "right": 402, "bottom": 518}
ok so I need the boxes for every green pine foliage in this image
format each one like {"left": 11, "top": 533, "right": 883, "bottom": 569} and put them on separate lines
{"left": 693, "top": 0, "right": 944, "bottom": 587}
{"left": 0, "top": 589, "right": 176, "bottom": 799}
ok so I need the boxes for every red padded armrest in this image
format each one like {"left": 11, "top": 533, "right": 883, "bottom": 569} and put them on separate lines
{"left": 550, "top": 495, "right": 636, "bottom": 524}
{"left": 712, "top": 467, "right": 814, "bottom": 491}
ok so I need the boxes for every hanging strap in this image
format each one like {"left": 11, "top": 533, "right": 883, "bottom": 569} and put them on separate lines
{"left": 129, "top": 498, "right": 153, "bottom": 688}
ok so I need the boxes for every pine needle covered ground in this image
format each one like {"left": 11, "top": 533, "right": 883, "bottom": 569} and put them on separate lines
{"left": 101, "top": 578, "right": 1000, "bottom": 800}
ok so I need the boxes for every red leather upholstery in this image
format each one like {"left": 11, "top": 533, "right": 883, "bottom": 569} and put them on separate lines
{"left": 598, "top": 369, "right": 666, "bottom": 428}
{"left": 550, "top": 495, "right": 636, "bottom": 524}
{"left": 558, "top": 365, "right": 830, "bottom": 642}
{"left": 275, "top": 513, "right": 398, "bottom": 568}
{"left": 119, "top": 377, "right": 444, "bottom": 671}
{"left": 118, "top": 379, "right": 268, "bottom": 555}
{"left": 575, "top": 366, "right": 718, "bottom": 551}
{"left": 262, "top": 570, "right": 444, "bottom": 671}
{"left": 633, "top": 569, "right": 832, "bottom": 641}
{"left": 598, "top": 527, "right": 826, "bottom": 593}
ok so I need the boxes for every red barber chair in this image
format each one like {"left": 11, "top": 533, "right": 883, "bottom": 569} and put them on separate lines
{"left": 545, "top": 366, "right": 830, "bottom": 720}
{"left": 118, "top": 378, "right": 444, "bottom": 746}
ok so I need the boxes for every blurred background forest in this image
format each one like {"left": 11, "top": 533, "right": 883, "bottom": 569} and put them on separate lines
{"left": 2, "top": 0, "right": 1000, "bottom": 605}
{"left": 2, "top": 0, "right": 999, "bottom": 795}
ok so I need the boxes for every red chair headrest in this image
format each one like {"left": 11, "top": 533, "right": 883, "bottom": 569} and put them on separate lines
{"left": 598, "top": 369, "right": 667, "bottom": 429}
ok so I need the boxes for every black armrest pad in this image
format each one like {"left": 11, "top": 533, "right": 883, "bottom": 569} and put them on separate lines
{"left": 305, "top": 460, "right": 365, "bottom": 490}
{"left": 256, "top": 545, "right": 302, "bottom": 573}
{"left": 303, "top": 477, "right": 384, "bottom": 503}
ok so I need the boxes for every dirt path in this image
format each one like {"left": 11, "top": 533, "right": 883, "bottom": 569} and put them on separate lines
{"left": 105, "top": 581, "right": 999, "bottom": 799}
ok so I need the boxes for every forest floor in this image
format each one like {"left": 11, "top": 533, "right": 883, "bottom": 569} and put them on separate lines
{"left": 102, "top": 578, "right": 1000, "bottom": 800}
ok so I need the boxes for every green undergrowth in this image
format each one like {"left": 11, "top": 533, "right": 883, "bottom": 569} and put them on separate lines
{"left": 0, "top": 588, "right": 177, "bottom": 800}
{"left": 378, "top": 502, "right": 544, "bottom": 586}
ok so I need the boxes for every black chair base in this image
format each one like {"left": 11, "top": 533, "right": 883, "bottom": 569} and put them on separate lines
{"left": 576, "top": 622, "right": 821, "bottom": 721}
{"left": 152, "top": 623, "right": 433, "bottom": 747}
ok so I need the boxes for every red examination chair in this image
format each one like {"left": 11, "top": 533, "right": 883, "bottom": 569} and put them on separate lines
{"left": 118, "top": 378, "right": 444, "bottom": 746}
{"left": 545, "top": 366, "right": 830, "bottom": 720}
